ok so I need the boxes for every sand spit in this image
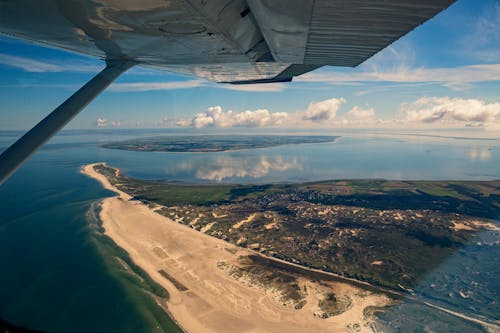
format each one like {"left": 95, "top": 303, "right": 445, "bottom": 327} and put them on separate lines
{"left": 82, "top": 163, "right": 391, "bottom": 333}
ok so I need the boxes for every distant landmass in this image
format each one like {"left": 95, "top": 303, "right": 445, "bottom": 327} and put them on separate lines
{"left": 101, "top": 135, "right": 339, "bottom": 152}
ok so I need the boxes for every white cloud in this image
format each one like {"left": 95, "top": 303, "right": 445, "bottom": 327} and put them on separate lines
{"left": 345, "top": 106, "right": 376, "bottom": 121}
{"left": 96, "top": 118, "right": 107, "bottom": 127}
{"left": 109, "top": 80, "right": 204, "bottom": 92}
{"left": 484, "top": 122, "right": 500, "bottom": 132}
{"left": 297, "top": 40, "right": 500, "bottom": 89}
{"left": 298, "top": 64, "right": 500, "bottom": 86}
{"left": 95, "top": 117, "right": 120, "bottom": 127}
{"left": 174, "top": 98, "right": 382, "bottom": 129}
{"left": 302, "top": 98, "right": 346, "bottom": 122}
{"left": 178, "top": 106, "right": 288, "bottom": 128}
{"left": 402, "top": 97, "right": 500, "bottom": 129}
{"left": 169, "top": 96, "right": 499, "bottom": 131}
{"left": 0, "top": 53, "right": 101, "bottom": 72}
{"left": 0, "top": 54, "right": 60, "bottom": 72}
{"left": 336, "top": 106, "right": 379, "bottom": 126}
{"left": 299, "top": 97, "right": 380, "bottom": 127}
{"left": 460, "top": 3, "right": 500, "bottom": 62}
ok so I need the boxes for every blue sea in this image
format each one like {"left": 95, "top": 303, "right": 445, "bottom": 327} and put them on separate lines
{"left": 0, "top": 129, "right": 498, "bottom": 332}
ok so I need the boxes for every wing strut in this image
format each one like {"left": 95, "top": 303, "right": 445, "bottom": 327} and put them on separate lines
{"left": 0, "top": 60, "right": 134, "bottom": 185}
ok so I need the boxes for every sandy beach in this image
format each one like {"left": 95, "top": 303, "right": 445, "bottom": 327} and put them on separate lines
{"left": 82, "top": 163, "right": 392, "bottom": 333}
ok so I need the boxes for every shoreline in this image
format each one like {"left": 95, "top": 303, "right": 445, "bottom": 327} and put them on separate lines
{"left": 85, "top": 200, "right": 185, "bottom": 333}
{"left": 81, "top": 163, "right": 394, "bottom": 333}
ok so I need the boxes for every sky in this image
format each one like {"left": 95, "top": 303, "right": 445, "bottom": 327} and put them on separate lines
{"left": 0, "top": 0, "right": 499, "bottom": 134}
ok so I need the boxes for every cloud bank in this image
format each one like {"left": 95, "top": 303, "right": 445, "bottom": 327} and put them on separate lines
{"left": 403, "top": 97, "right": 500, "bottom": 129}
{"left": 303, "top": 98, "right": 346, "bottom": 121}
{"left": 171, "top": 96, "right": 499, "bottom": 131}
{"left": 177, "top": 106, "right": 288, "bottom": 128}
{"left": 175, "top": 98, "right": 381, "bottom": 129}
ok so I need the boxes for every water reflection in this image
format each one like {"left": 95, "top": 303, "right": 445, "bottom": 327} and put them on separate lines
{"left": 468, "top": 147, "right": 492, "bottom": 161}
{"left": 91, "top": 134, "right": 500, "bottom": 183}
{"left": 170, "top": 155, "right": 301, "bottom": 182}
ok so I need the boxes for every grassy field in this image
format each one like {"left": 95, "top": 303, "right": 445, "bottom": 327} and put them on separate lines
{"left": 99, "top": 161, "right": 500, "bottom": 219}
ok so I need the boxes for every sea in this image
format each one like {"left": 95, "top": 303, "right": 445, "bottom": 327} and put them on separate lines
{"left": 0, "top": 129, "right": 498, "bottom": 332}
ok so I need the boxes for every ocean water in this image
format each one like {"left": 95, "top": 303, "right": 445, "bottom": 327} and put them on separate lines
{"left": 0, "top": 129, "right": 498, "bottom": 332}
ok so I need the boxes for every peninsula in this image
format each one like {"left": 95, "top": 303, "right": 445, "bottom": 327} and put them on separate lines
{"left": 82, "top": 163, "right": 500, "bottom": 333}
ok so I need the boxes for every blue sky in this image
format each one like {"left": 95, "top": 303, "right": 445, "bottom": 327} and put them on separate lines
{"left": 0, "top": 0, "right": 499, "bottom": 132}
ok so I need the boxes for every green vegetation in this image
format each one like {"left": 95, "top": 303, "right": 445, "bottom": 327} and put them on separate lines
{"left": 318, "top": 293, "right": 352, "bottom": 318}
{"left": 94, "top": 163, "right": 499, "bottom": 296}
{"left": 98, "top": 163, "right": 500, "bottom": 219}
{"left": 101, "top": 135, "right": 338, "bottom": 152}
{"left": 158, "top": 270, "right": 188, "bottom": 292}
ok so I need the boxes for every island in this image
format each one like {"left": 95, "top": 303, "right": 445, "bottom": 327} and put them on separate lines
{"left": 101, "top": 135, "right": 339, "bottom": 152}
{"left": 82, "top": 163, "right": 500, "bottom": 333}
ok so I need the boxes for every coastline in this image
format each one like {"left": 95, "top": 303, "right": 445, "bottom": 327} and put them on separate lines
{"left": 81, "top": 163, "right": 393, "bottom": 333}
{"left": 85, "top": 200, "right": 184, "bottom": 333}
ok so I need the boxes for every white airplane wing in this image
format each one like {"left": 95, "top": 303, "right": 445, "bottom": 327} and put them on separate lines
{"left": 0, "top": 0, "right": 455, "bottom": 83}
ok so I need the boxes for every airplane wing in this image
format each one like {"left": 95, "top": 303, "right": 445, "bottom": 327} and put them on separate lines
{"left": 0, "top": 0, "right": 455, "bottom": 83}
